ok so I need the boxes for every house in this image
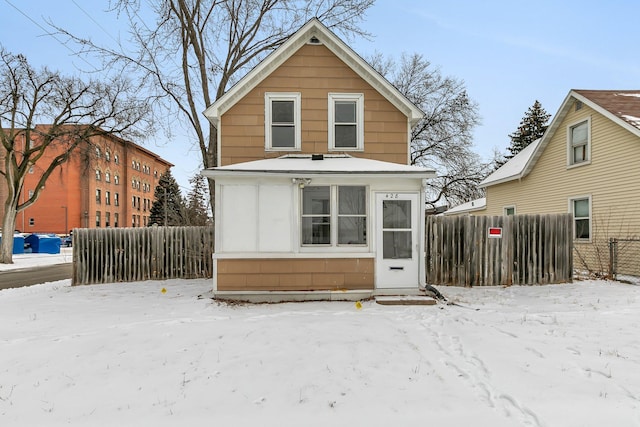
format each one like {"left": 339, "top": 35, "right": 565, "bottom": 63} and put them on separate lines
{"left": 0, "top": 126, "right": 172, "bottom": 234}
{"left": 470, "top": 89, "right": 640, "bottom": 273}
{"left": 201, "top": 19, "right": 435, "bottom": 302}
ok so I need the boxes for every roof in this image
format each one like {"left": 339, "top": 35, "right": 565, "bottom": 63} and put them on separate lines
{"left": 481, "top": 89, "right": 640, "bottom": 188}
{"left": 479, "top": 138, "right": 541, "bottom": 187}
{"left": 201, "top": 154, "right": 436, "bottom": 179}
{"left": 203, "top": 18, "right": 424, "bottom": 127}
{"left": 442, "top": 198, "right": 486, "bottom": 216}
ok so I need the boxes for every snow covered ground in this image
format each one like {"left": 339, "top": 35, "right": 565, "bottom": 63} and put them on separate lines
{"left": 1, "top": 276, "right": 640, "bottom": 426}
{"left": 0, "top": 247, "right": 73, "bottom": 271}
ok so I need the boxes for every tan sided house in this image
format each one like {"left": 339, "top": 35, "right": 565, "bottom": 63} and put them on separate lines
{"left": 474, "top": 89, "right": 640, "bottom": 274}
{"left": 201, "top": 19, "right": 435, "bottom": 301}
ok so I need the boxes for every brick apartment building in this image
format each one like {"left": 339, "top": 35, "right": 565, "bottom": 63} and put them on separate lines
{"left": 0, "top": 128, "right": 173, "bottom": 234}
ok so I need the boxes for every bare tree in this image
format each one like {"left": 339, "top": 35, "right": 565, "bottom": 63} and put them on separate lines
{"left": 368, "top": 52, "right": 488, "bottom": 207}
{"left": 0, "top": 47, "right": 150, "bottom": 263}
{"left": 56, "top": 0, "right": 374, "bottom": 205}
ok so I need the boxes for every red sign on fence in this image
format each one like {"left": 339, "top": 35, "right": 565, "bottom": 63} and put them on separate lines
{"left": 488, "top": 227, "right": 502, "bottom": 238}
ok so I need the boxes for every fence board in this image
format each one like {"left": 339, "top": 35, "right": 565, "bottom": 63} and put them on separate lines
{"left": 72, "top": 226, "right": 214, "bottom": 285}
{"left": 426, "top": 214, "right": 572, "bottom": 286}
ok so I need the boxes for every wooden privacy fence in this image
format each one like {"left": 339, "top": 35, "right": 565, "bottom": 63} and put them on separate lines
{"left": 426, "top": 214, "right": 573, "bottom": 286}
{"left": 72, "top": 226, "right": 214, "bottom": 285}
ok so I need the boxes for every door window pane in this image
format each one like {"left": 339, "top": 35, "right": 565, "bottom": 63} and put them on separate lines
{"left": 383, "top": 200, "right": 411, "bottom": 229}
{"left": 383, "top": 231, "right": 412, "bottom": 259}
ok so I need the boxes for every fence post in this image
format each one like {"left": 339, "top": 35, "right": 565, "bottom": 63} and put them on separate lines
{"left": 608, "top": 238, "right": 617, "bottom": 280}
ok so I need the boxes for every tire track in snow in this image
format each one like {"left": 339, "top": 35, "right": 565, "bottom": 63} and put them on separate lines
{"left": 421, "top": 311, "right": 545, "bottom": 427}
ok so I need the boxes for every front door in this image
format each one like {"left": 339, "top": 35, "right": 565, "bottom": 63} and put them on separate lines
{"left": 375, "top": 192, "right": 419, "bottom": 288}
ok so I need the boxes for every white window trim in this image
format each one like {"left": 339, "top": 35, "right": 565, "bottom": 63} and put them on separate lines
{"left": 328, "top": 93, "right": 364, "bottom": 151}
{"left": 265, "top": 92, "right": 301, "bottom": 151}
{"left": 566, "top": 116, "right": 591, "bottom": 169}
{"left": 299, "top": 184, "right": 369, "bottom": 252}
{"left": 568, "top": 194, "right": 592, "bottom": 243}
{"left": 503, "top": 205, "right": 516, "bottom": 216}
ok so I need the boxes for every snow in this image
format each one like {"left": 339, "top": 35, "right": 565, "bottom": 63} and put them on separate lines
{"left": 479, "top": 138, "right": 542, "bottom": 187}
{"left": 621, "top": 114, "right": 640, "bottom": 128}
{"left": 2, "top": 276, "right": 640, "bottom": 426}
{"left": 443, "top": 197, "right": 486, "bottom": 215}
{"left": 0, "top": 247, "right": 73, "bottom": 272}
{"left": 203, "top": 154, "right": 435, "bottom": 176}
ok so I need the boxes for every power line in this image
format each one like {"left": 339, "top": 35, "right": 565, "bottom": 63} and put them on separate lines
{"left": 71, "top": 0, "right": 120, "bottom": 45}
{"left": 3, "top": 0, "right": 98, "bottom": 70}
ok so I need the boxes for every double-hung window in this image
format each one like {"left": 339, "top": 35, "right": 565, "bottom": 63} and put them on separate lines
{"left": 570, "top": 196, "right": 591, "bottom": 240}
{"left": 328, "top": 93, "right": 364, "bottom": 150}
{"left": 568, "top": 119, "right": 590, "bottom": 165}
{"left": 301, "top": 185, "right": 367, "bottom": 246}
{"left": 265, "top": 92, "right": 301, "bottom": 150}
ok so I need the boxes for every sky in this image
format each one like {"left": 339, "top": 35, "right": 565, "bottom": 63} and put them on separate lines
{"left": 2, "top": 0, "right": 639, "bottom": 192}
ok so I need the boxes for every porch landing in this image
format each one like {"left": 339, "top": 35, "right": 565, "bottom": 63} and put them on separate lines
{"left": 209, "top": 288, "right": 433, "bottom": 304}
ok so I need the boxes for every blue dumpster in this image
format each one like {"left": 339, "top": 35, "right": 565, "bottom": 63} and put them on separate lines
{"left": 0, "top": 234, "right": 25, "bottom": 254}
{"left": 25, "top": 234, "right": 61, "bottom": 254}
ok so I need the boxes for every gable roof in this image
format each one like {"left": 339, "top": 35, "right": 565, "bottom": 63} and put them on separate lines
{"left": 202, "top": 18, "right": 424, "bottom": 127}
{"left": 481, "top": 89, "right": 640, "bottom": 188}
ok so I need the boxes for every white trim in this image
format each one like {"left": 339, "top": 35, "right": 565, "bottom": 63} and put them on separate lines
{"left": 503, "top": 205, "right": 516, "bottom": 216}
{"left": 213, "top": 252, "right": 375, "bottom": 259}
{"left": 566, "top": 116, "right": 591, "bottom": 168}
{"left": 328, "top": 93, "right": 364, "bottom": 151}
{"left": 265, "top": 92, "right": 301, "bottom": 151}
{"left": 568, "top": 194, "right": 592, "bottom": 243}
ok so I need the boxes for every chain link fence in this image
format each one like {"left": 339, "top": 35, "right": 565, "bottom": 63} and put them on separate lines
{"left": 609, "top": 238, "right": 640, "bottom": 284}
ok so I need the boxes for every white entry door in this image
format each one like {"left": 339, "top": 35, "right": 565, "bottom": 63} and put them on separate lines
{"left": 375, "top": 192, "right": 419, "bottom": 288}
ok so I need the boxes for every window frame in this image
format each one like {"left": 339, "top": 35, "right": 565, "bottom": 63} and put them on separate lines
{"left": 328, "top": 93, "right": 364, "bottom": 151}
{"left": 300, "top": 184, "right": 368, "bottom": 250}
{"left": 503, "top": 206, "right": 516, "bottom": 216}
{"left": 567, "top": 117, "right": 591, "bottom": 168}
{"left": 265, "top": 92, "right": 301, "bottom": 151}
{"left": 569, "top": 195, "right": 592, "bottom": 242}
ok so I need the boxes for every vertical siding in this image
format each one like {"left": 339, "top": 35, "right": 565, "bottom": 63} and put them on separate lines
{"left": 220, "top": 43, "right": 409, "bottom": 165}
{"left": 486, "top": 102, "right": 640, "bottom": 248}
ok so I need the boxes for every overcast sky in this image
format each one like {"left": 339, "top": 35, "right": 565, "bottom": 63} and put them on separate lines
{"left": 2, "top": 0, "right": 639, "bottom": 191}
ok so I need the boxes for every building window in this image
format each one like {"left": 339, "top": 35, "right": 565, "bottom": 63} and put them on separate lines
{"left": 114, "top": 174, "right": 119, "bottom": 185}
{"left": 105, "top": 172, "right": 111, "bottom": 183}
{"left": 132, "top": 196, "right": 136, "bottom": 208}
{"left": 568, "top": 119, "right": 590, "bottom": 166}
{"left": 28, "top": 165, "right": 34, "bottom": 174}
{"left": 265, "top": 92, "right": 301, "bottom": 150}
{"left": 504, "top": 206, "right": 516, "bottom": 216}
{"left": 95, "top": 147, "right": 101, "bottom": 158}
{"left": 114, "top": 193, "right": 119, "bottom": 206}
{"left": 28, "top": 189, "right": 34, "bottom": 198}
{"left": 114, "top": 154, "right": 119, "bottom": 165}
{"left": 570, "top": 196, "right": 591, "bottom": 240}
{"left": 105, "top": 150, "right": 111, "bottom": 162}
{"left": 114, "top": 213, "right": 119, "bottom": 228}
{"left": 29, "top": 218, "right": 35, "bottom": 226}
{"left": 328, "top": 93, "right": 364, "bottom": 150}
{"left": 143, "top": 216, "right": 147, "bottom": 226}
{"left": 301, "top": 185, "right": 367, "bottom": 246}
{"left": 95, "top": 169, "right": 101, "bottom": 181}
{"left": 137, "top": 196, "right": 141, "bottom": 210}
{"left": 96, "top": 189, "right": 101, "bottom": 204}
{"left": 132, "top": 215, "right": 136, "bottom": 227}
{"left": 154, "top": 170, "right": 158, "bottom": 178}
{"left": 105, "top": 191, "right": 111, "bottom": 205}
{"left": 96, "top": 211, "right": 101, "bottom": 227}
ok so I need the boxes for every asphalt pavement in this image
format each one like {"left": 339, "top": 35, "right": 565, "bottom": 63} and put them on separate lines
{"left": 0, "top": 263, "right": 72, "bottom": 290}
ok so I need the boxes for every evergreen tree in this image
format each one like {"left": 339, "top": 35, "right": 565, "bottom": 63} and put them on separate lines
{"left": 505, "top": 100, "right": 551, "bottom": 159}
{"left": 184, "top": 174, "right": 210, "bottom": 226}
{"left": 149, "top": 170, "right": 186, "bottom": 226}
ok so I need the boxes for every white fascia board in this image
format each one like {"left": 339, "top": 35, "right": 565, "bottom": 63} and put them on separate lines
{"left": 201, "top": 169, "right": 436, "bottom": 180}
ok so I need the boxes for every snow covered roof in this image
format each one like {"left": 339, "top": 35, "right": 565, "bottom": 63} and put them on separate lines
{"left": 442, "top": 197, "right": 486, "bottom": 216}
{"left": 481, "top": 89, "right": 640, "bottom": 188}
{"left": 201, "top": 155, "right": 436, "bottom": 178}
{"left": 479, "top": 138, "right": 541, "bottom": 188}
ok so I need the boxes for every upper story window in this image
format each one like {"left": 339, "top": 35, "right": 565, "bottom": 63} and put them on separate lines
{"left": 95, "top": 169, "right": 102, "bottom": 181}
{"left": 114, "top": 174, "right": 120, "bottom": 185}
{"left": 105, "top": 150, "right": 111, "bottom": 162}
{"left": 568, "top": 118, "right": 590, "bottom": 166}
{"left": 328, "top": 93, "right": 364, "bottom": 151}
{"left": 114, "top": 154, "right": 119, "bottom": 165}
{"left": 265, "top": 92, "right": 301, "bottom": 150}
{"left": 105, "top": 171, "right": 111, "bottom": 183}
{"left": 95, "top": 147, "right": 102, "bottom": 158}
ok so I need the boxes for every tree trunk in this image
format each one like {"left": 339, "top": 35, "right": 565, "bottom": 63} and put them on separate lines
{"left": 0, "top": 200, "right": 19, "bottom": 264}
